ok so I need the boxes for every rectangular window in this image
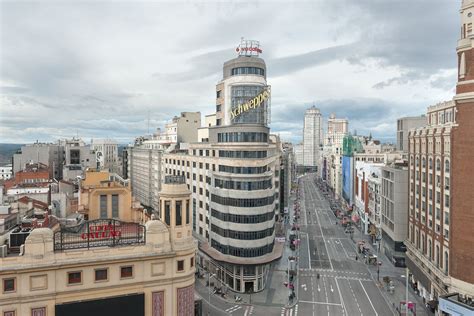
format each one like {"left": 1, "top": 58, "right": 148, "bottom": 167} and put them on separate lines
{"left": 120, "top": 266, "right": 133, "bottom": 278}
{"left": 186, "top": 200, "right": 190, "bottom": 225}
{"left": 177, "top": 260, "right": 184, "bottom": 272}
{"left": 190, "top": 257, "right": 194, "bottom": 268}
{"left": 31, "top": 308, "right": 46, "bottom": 316}
{"left": 95, "top": 268, "right": 108, "bottom": 282}
{"left": 216, "top": 90, "right": 221, "bottom": 98}
{"left": 3, "top": 311, "right": 15, "bottom": 316}
{"left": 176, "top": 201, "right": 182, "bottom": 226}
{"left": 68, "top": 271, "right": 82, "bottom": 285}
{"left": 3, "top": 278, "right": 15, "bottom": 293}
{"left": 112, "top": 194, "right": 119, "bottom": 218}
{"left": 100, "top": 195, "right": 107, "bottom": 218}
{"left": 165, "top": 201, "right": 171, "bottom": 226}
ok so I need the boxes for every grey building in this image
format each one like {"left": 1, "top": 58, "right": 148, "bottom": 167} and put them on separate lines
{"left": 13, "top": 142, "right": 64, "bottom": 179}
{"left": 396, "top": 116, "right": 426, "bottom": 151}
{"left": 60, "top": 138, "right": 96, "bottom": 181}
{"left": 381, "top": 162, "right": 409, "bottom": 267}
{"left": 127, "top": 142, "right": 163, "bottom": 212}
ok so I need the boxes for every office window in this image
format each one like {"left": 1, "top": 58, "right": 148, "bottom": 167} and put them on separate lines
{"left": 3, "top": 278, "right": 15, "bottom": 293}
{"left": 112, "top": 194, "right": 119, "bottom": 218}
{"left": 120, "top": 266, "right": 133, "bottom": 278}
{"left": 177, "top": 260, "right": 184, "bottom": 272}
{"left": 95, "top": 268, "right": 108, "bottom": 282}
{"left": 68, "top": 271, "right": 82, "bottom": 285}
{"left": 176, "top": 200, "right": 182, "bottom": 226}
{"left": 3, "top": 311, "right": 15, "bottom": 316}
{"left": 165, "top": 201, "right": 171, "bottom": 226}
{"left": 190, "top": 257, "right": 194, "bottom": 268}
{"left": 100, "top": 195, "right": 107, "bottom": 218}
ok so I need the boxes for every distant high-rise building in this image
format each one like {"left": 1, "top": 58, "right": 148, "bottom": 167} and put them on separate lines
{"left": 396, "top": 116, "right": 426, "bottom": 151}
{"left": 303, "top": 106, "right": 323, "bottom": 170}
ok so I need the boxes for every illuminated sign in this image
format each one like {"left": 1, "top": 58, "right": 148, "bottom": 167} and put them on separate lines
{"left": 230, "top": 87, "right": 271, "bottom": 120}
{"left": 236, "top": 38, "right": 262, "bottom": 56}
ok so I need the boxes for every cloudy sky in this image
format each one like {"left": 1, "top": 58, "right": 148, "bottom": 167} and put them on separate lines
{"left": 0, "top": 0, "right": 460, "bottom": 144}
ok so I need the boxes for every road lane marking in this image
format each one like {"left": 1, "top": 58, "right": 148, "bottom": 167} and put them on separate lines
{"left": 299, "top": 301, "right": 342, "bottom": 306}
{"left": 335, "top": 278, "right": 347, "bottom": 316}
{"left": 359, "top": 280, "right": 378, "bottom": 316}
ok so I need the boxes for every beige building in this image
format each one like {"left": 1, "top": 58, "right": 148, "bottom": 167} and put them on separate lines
{"left": 0, "top": 176, "right": 196, "bottom": 316}
{"left": 78, "top": 170, "right": 144, "bottom": 223}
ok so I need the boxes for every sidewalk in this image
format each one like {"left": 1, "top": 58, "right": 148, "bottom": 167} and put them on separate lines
{"left": 349, "top": 209, "right": 432, "bottom": 316}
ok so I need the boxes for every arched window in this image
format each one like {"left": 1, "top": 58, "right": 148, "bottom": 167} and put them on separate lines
{"left": 429, "top": 240, "right": 432, "bottom": 260}
{"left": 445, "top": 160, "right": 450, "bottom": 173}
{"left": 416, "top": 157, "right": 420, "bottom": 167}
{"left": 429, "top": 158, "right": 433, "bottom": 170}
{"left": 422, "top": 157, "right": 426, "bottom": 168}
{"left": 444, "top": 252, "right": 449, "bottom": 275}
{"left": 436, "top": 245, "right": 440, "bottom": 267}
{"left": 436, "top": 159, "right": 441, "bottom": 171}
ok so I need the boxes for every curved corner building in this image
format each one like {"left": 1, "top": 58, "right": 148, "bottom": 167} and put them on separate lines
{"left": 163, "top": 40, "right": 282, "bottom": 293}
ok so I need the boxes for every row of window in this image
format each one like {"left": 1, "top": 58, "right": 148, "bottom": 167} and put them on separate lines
{"left": 99, "top": 194, "right": 119, "bottom": 218}
{"left": 2, "top": 259, "right": 194, "bottom": 295}
{"left": 214, "top": 178, "right": 272, "bottom": 191}
{"left": 218, "top": 150, "right": 267, "bottom": 159}
{"left": 217, "top": 132, "right": 268, "bottom": 143}
{"left": 211, "top": 239, "right": 274, "bottom": 257}
{"left": 211, "top": 209, "right": 275, "bottom": 224}
{"left": 218, "top": 165, "right": 268, "bottom": 174}
{"left": 413, "top": 156, "right": 450, "bottom": 173}
{"left": 231, "top": 67, "right": 265, "bottom": 76}
{"left": 211, "top": 224, "right": 274, "bottom": 240}
{"left": 211, "top": 194, "right": 275, "bottom": 208}
{"left": 162, "top": 200, "right": 190, "bottom": 226}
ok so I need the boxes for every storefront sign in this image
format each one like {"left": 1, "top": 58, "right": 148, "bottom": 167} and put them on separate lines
{"left": 230, "top": 88, "right": 271, "bottom": 120}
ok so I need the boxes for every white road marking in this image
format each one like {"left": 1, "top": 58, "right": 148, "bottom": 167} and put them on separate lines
{"left": 335, "top": 278, "right": 347, "bottom": 316}
{"left": 225, "top": 305, "right": 242, "bottom": 313}
{"left": 359, "top": 280, "right": 378, "bottom": 316}
{"left": 299, "top": 301, "right": 343, "bottom": 306}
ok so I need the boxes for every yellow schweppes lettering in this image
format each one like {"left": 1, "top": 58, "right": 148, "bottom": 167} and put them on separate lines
{"left": 230, "top": 88, "right": 271, "bottom": 120}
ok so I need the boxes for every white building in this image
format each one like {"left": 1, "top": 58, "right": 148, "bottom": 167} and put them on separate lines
{"left": 303, "top": 106, "right": 323, "bottom": 170}
{"left": 91, "top": 139, "right": 118, "bottom": 172}
{"left": 294, "top": 143, "right": 304, "bottom": 166}
{"left": 0, "top": 164, "right": 12, "bottom": 180}
{"left": 60, "top": 138, "right": 96, "bottom": 181}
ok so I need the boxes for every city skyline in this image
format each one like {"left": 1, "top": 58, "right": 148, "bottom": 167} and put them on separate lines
{"left": 0, "top": 0, "right": 459, "bottom": 144}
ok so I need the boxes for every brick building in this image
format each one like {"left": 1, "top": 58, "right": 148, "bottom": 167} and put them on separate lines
{"left": 405, "top": 0, "right": 474, "bottom": 309}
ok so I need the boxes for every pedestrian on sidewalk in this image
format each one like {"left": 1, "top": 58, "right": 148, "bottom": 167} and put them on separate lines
{"left": 355, "top": 255, "right": 358, "bottom": 261}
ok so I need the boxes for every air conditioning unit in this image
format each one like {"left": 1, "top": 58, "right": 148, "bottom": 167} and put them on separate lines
{"left": 0, "top": 245, "right": 7, "bottom": 258}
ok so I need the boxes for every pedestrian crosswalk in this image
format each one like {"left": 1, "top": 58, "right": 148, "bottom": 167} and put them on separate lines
{"left": 225, "top": 305, "right": 254, "bottom": 315}
{"left": 281, "top": 304, "right": 298, "bottom": 316}
{"left": 225, "top": 305, "right": 242, "bottom": 313}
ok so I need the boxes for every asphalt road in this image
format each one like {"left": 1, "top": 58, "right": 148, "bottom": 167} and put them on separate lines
{"left": 297, "top": 174, "right": 394, "bottom": 316}
{"left": 196, "top": 173, "right": 394, "bottom": 316}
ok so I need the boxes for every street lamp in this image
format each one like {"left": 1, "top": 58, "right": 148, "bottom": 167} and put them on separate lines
{"left": 207, "top": 272, "right": 216, "bottom": 316}
{"left": 377, "top": 261, "right": 382, "bottom": 282}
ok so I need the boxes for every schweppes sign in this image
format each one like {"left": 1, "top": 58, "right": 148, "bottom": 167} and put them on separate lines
{"left": 230, "top": 87, "right": 271, "bottom": 120}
